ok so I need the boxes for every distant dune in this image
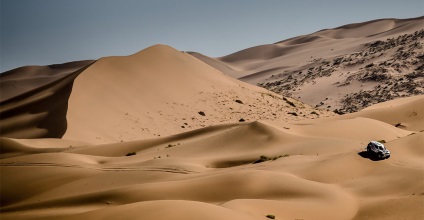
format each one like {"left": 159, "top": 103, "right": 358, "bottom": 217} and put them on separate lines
{"left": 1, "top": 17, "right": 423, "bottom": 220}
{"left": 190, "top": 16, "right": 424, "bottom": 113}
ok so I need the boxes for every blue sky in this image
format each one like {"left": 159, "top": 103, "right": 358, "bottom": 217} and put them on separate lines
{"left": 1, "top": 0, "right": 423, "bottom": 72}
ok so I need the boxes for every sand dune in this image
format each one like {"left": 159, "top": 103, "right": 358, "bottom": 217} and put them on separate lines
{"left": 0, "top": 60, "right": 94, "bottom": 102}
{"left": 0, "top": 45, "right": 330, "bottom": 143}
{"left": 0, "top": 61, "right": 93, "bottom": 139}
{"left": 63, "top": 44, "right": 330, "bottom": 144}
{"left": 204, "top": 16, "right": 423, "bottom": 74}
{"left": 302, "top": 95, "right": 424, "bottom": 132}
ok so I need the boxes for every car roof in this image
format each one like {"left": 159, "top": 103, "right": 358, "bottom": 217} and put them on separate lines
{"left": 370, "top": 141, "right": 385, "bottom": 147}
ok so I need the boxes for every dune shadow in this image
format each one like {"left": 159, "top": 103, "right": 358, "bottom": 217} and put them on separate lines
{"left": 358, "top": 151, "right": 387, "bottom": 161}
{"left": 0, "top": 61, "right": 95, "bottom": 139}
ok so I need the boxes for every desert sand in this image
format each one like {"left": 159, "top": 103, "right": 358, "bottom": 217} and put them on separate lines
{"left": 1, "top": 95, "right": 423, "bottom": 220}
{"left": 1, "top": 17, "right": 424, "bottom": 220}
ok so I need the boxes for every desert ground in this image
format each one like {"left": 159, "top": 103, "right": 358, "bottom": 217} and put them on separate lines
{"left": 1, "top": 17, "right": 423, "bottom": 220}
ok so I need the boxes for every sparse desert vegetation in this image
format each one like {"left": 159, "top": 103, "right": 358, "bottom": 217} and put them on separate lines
{"left": 125, "top": 152, "right": 137, "bottom": 156}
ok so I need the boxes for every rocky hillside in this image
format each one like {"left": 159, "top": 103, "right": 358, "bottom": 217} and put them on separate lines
{"left": 190, "top": 16, "right": 424, "bottom": 114}
{"left": 259, "top": 30, "right": 424, "bottom": 113}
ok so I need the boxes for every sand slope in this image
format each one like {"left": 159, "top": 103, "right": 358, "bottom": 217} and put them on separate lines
{"left": 1, "top": 96, "right": 423, "bottom": 220}
{"left": 301, "top": 95, "right": 424, "bottom": 132}
{"left": 0, "top": 61, "right": 94, "bottom": 102}
{"left": 0, "top": 61, "right": 93, "bottom": 139}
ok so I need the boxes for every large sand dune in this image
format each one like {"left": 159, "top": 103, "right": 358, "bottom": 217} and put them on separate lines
{"left": 0, "top": 45, "right": 330, "bottom": 143}
{"left": 63, "top": 44, "right": 331, "bottom": 144}
{"left": 1, "top": 17, "right": 424, "bottom": 220}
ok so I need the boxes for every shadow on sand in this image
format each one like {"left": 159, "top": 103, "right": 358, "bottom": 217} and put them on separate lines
{"left": 358, "top": 151, "right": 389, "bottom": 161}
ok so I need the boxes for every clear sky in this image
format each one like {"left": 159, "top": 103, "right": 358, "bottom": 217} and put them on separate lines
{"left": 1, "top": 0, "right": 423, "bottom": 72}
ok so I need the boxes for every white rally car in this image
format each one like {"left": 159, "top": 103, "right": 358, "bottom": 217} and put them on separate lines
{"left": 366, "top": 141, "right": 391, "bottom": 159}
